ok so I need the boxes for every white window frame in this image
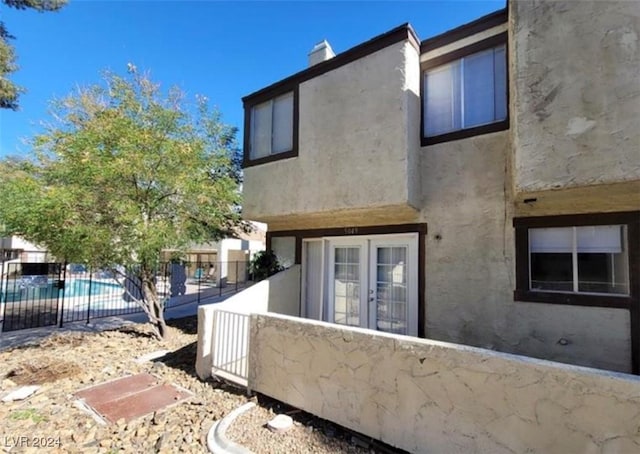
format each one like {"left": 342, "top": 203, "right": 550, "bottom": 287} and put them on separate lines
{"left": 527, "top": 225, "right": 629, "bottom": 297}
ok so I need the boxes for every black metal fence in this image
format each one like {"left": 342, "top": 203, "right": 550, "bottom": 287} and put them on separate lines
{"left": 0, "top": 260, "right": 252, "bottom": 332}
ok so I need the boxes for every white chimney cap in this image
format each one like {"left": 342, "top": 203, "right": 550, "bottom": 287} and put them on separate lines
{"left": 308, "top": 40, "right": 335, "bottom": 67}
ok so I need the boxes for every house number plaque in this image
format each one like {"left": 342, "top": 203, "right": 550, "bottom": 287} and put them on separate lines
{"left": 344, "top": 227, "right": 359, "bottom": 235}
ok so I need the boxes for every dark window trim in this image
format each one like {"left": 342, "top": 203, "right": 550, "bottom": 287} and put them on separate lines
{"left": 242, "top": 87, "right": 300, "bottom": 168}
{"left": 267, "top": 223, "right": 428, "bottom": 338}
{"left": 420, "top": 8, "right": 507, "bottom": 53}
{"left": 420, "top": 32, "right": 509, "bottom": 147}
{"left": 513, "top": 211, "right": 640, "bottom": 310}
{"left": 515, "top": 211, "right": 640, "bottom": 374}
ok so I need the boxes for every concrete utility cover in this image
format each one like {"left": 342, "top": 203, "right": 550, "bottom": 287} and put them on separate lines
{"left": 74, "top": 373, "right": 193, "bottom": 423}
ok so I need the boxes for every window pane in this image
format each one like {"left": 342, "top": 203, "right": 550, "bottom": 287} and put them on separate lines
{"left": 250, "top": 101, "right": 272, "bottom": 159}
{"left": 577, "top": 226, "right": 628, "bottom": 294}
{"left": 334, "top": 247, "right": 360, "bottom": 327}
{"left": 530, "top": 253, "right": 573, "bottom": 291}
{"left": 463, "top": 48, "right": 495, "bottom": 127}
{"left": 493, "top": 45, "right": 507, "bottom": 122}
{"left": 576, "top": 225, "right": 622, "bottom": 253}
{"left": 424, "top": 61, "right": 461, "bottom": 136}
{"left": 375, "top": 246, "right": 408, "bottom": 335}
{"left": 272, "top": 92, "right": 293, "bottom": 154}
{"left": 530, "top": 227, "right": 573, "bottom": 253}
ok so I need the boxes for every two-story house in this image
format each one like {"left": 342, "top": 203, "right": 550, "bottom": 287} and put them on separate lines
{"left": 241, "top": 1, "right": 640, "bottom": 374}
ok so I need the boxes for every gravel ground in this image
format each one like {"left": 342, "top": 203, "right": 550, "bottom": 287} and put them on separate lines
{"left": 0, "top": 316, "right": 372, "bottom": 453}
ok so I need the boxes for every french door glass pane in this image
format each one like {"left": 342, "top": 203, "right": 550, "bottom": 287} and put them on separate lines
{"left": 272, "top": 92, "right": 293, "bottom": 154}
{"left": 334, "top": 247, "right": 360, "bottom": 327}
{"left": 250, "top": 101, "right": 272, "bottom": 159}
{"left": 375, "top": 246, "right": 408, "bottom": 335}
{"left": 463, "top": 48, "right": 495, "bottom": 127}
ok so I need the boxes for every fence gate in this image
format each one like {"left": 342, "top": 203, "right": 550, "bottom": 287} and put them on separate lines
{"left": 1, "top": 262, "right": 66, "bottom": 332}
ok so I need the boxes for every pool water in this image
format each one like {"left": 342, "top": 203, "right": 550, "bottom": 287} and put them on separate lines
{"left": 63, "top": 279, "right": 122, "bottom": 297}
{"left": 1, "top": 278, "right": 122, "bottom": 301}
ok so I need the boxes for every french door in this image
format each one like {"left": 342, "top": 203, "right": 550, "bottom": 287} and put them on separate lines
{"left": 325, "top": 234, "right": 418, "bottom": 336}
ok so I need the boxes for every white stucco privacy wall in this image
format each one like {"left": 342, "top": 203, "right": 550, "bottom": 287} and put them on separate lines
{"left": 196, "top": 266, "right": 300, "bottom": 379}
{"left": 249, "top": 313, "right": 640, "bottom": 454}
{"left": 511, "top": 0, "right": 640, "bottom": 192}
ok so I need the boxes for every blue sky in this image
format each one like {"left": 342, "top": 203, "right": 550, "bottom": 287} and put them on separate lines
{"left": 0, "top": 0, "right": 505, "bottom": 157}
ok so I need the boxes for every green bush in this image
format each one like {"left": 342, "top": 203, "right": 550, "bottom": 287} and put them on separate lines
{"left": 249, "top": 250, "right": 283, "bottom": 281}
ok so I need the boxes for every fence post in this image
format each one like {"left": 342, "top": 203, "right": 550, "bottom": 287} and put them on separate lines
{"left": 219, "top": 262, "right": 223, "bottom": 297}
{"left": 86, "top": 266, "right": 93, "bottom": 324}
{"left": 0, "top": 259, "right": 4, "bottom": 332}
{"left": 197, "top": 260, "right": 201, "bottom": 306}
{"left": 58, "top": 262, "right": 67, "bottom": 328}
{"left": 235, "top": 261, "right": 239, "bottom": 292}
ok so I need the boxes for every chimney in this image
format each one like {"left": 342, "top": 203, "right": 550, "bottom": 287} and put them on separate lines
{"left": 308, "top": 40, "right": 335, "bottom": 67}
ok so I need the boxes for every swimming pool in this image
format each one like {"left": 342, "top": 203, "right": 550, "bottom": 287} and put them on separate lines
{"left": 63, "top": 279, "right": 123, "bottom": 298}
{"left": 1, "top": 277, "right": 122, "bottom": 301}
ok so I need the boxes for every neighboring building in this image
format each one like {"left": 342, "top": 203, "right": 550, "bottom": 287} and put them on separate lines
{"left": 161, "top": 223, "right": 266, "bottom": 284}
{"left": 0, "top": 236, "right": 48, "bottom": 262}
{"left": 241, "top": 1, "right": 640, "bottom": 374}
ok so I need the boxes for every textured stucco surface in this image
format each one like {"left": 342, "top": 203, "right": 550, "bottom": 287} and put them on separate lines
{"left": 240, "top": 0, "right": 638, "bottom": 373}
{"left": 249, "top": 313, "right": 640, "bottom": 454}
{"left": 419, "top": 130, "right": 632, "bottom": 373}
{"left": 243, "top": 41, "right": 420, "bottom": 223}
{"left": 511, "top": 0, "right": 640, "bottom": 192}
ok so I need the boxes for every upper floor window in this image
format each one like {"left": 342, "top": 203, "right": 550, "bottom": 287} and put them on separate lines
{"left": 421, "top": 33, "right": 508, "bottom": 145}
{"left": 244, "top": 89, "right": 298, "bottom": 167}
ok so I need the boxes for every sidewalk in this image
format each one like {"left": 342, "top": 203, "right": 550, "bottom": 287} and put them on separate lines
{"left": 0, "top": 290, "right": 237, "bottom": 351}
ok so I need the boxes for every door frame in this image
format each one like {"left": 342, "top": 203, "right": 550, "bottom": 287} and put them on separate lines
{"left": 269, "top": 223, "right": 428, "bottom": 337}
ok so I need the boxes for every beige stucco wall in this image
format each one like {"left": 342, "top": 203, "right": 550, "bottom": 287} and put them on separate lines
{"left": 249, "top": 313, "right": 640, "bottom": 454}
{"left": 419, "top": 128, "right": 631, "bottom": 373}
{"left": 243, "top": 40, "right": 420, "bottom": 225}
{"left": 240, "top": 1, "right": 637, "bottom": 374}
{"left": 511, "top": 0, "right": 640, "bottom": 193}
{"left": 195, "top": 266, "right": 300, "bottom": 379}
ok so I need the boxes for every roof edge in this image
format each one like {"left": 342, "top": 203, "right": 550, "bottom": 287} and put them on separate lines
{"left": 242, "top": 23, "right": 419, "bottom": 105}
{"left": 420, "top": 7, "right": 508, "bottom": 53}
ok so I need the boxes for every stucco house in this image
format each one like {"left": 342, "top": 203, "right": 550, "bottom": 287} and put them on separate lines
{"left": 240, "top": 1, "right": 639, "bottom": 375}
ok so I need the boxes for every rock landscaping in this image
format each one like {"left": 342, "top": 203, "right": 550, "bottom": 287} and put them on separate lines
{"left": 0, "top": 316, "right": 371, "bottom": 453}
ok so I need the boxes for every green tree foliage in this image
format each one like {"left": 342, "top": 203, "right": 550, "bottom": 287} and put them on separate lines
{"left": 0, "top": 68, "right": 247, "bottom": 340}
{"left": 249, "top": 250, "right": 283, "bottom": 281}
{"left": 1, "top": 0, "right": 67, "bottom": 109}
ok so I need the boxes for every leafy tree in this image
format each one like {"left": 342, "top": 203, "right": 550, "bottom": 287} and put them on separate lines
{"left": 0, "top": 67, "right": 247, "bottom": 340}
{"left": 1, "top": 0, "right": 67, "bottom": 109}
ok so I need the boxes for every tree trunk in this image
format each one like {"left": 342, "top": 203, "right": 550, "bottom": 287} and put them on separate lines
{"left": 140, "top": 267, "right": 169, "bottom": 341}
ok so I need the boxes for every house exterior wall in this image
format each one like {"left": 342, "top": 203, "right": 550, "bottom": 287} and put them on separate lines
{"left": 243, "top": 40, "right": 421, "bottom": 229}
{"left": 241, "top": 1, "right": 639, "bottom": 373}
{"left": 417, "top": 117, "right": 631, "bottom": 371}
{"left": 511, "top": 1, "right": 640, "bottom": 204}
{"left": 249, "top": 313, "right": 640, "bottom": 454}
